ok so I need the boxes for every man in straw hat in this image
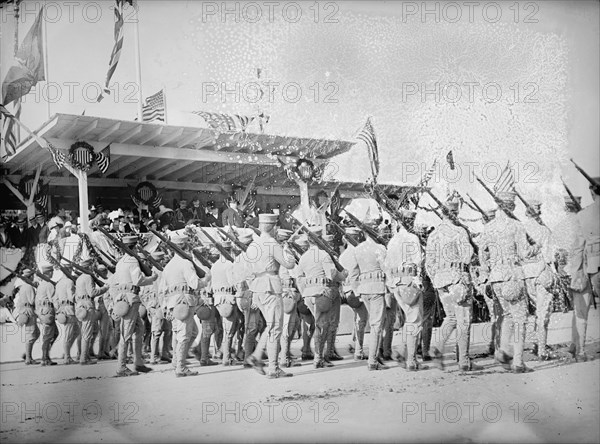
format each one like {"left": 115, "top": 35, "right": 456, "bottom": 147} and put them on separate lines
{"left": 477, "top": 191, "right": 534, "bottom": 373}
{"left": 112, "top": 235, "right": 158, "bottom": 377}
{"left": 14, "top": 267, "right": 40, "bottom": 365}
{"left": 36, "top": 263, "right": 59, "bottom": 366}
{"left": 426, "top": 198, "right": 481, "bottom": 372}
{"left": 245, "top": 214, "right": 296, "bottom": 378}
{"left": 162, "top": 233, "right": 207, "bottom": 377}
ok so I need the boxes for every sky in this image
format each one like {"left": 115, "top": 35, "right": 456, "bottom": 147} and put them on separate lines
{"left": 1, "top": 1, "right": 598, "bottom": 210}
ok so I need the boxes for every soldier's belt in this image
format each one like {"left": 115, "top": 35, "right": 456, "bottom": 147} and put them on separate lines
{"left": 23, "top": 302, "right": 34, "bottom": 308}
{"left": 76, "top": 295, "right": 93, "bottom": 301}
{"left": 60, "top": 300, "right": 75, "bottom": 306}
{"left": 213, "top": 286, "right": 235, "bottom": 294}
{"left": 389, "top": 264, "right": 418, "bottom": 277}
{"left": 166, "top": 284, "right": 193, "bottom": 294}
{"left": 281, "top": 278, "right": 296, "bottom": 288}
{"left": 359, "top": 271, "right": 385, "bottom": 281}
{"left": 113, "top": 284, "right": 140, "bottom": 295}
{"left": 305, "top": 277, "right": 335, "bottom": 287}
{"left": 39, "top": 300, "right": 53, "bottom": 307}
{"left": 439, "top": 263, "right": 469, "bottom": 272}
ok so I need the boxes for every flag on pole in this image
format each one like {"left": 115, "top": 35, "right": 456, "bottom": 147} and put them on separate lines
{"left": 46, "top": 141, "right": 67, "bottom": 169}
{"left": 192, "top": 111, "right": 255, "bottom": 132}
{"left": 356, "top": 117, "right": 379, "bottom": 183}
{"left": 97, "top": 0, "right": 132, "bottom": 102}
{"left": 1, "top": 6, "right": 46, "bottom": 105}
{"left": 141, "top": 89, "right": 166, "bottom": 122}
{"left": 95, "top": 145, "right": 111, "bottom": 174}
{"left": 494, "top": 161, "right": 516, "bottom": 193}
{"left": 446, "top": 150, "right": 455, "bottom": 170}
{"left": 1, "top": 104, "right": 18, "bottom": 157}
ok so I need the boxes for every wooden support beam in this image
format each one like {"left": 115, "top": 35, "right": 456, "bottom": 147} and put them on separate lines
{"left": 119, "top": 157, "right": 158, "bottom": 179}
{"left": 98, "top": 122, "right": 121, "bottom": 141}
{"left": 77, "top": 119, "right": 99, "bottom": 139}
{"left": 137, "top": 126, "right": 163, "bottom": 145}
{"left": 169, "top": 162, "right": 205, "bottom": 181}
{"left": 60, "top": 118, "right": 81, "bottom": 140}
{"left": 133, "top": 158, "right": 170, "bottom": 177}
{"left": 153, "top": 161, "right": 193, "bottom": 180}
{"left": 159, "top": 128, "right": 184, "bottom": 146}
{"left": 107, "top": 156, "right": 142, "bottom": 178}
{"left": 118, "top": 125, "right": 143, "bottom": 143}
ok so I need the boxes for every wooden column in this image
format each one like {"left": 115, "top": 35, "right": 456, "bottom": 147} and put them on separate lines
{"left": 77, "top": 170, "right": 90, "bottom": 234}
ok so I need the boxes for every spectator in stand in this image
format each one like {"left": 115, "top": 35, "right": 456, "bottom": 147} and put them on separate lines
{"left": 222, "top": 197, "right": 244, "bottom": 228}
{"left": 174, "top": 199, "right": 192, "bottom": 229}
{"left": 8, "top": 213, "right": 32, "bottom": 251}
{"left": 0, "top": 218, "right": 13, "bottom": 248}
{"left": 156, "top": 205, "right": 175, "bottom": 230}
{"left": 189, "top": 196, "right": 205, "bottom": 226}
{"left": 204, "top": 201, "right": 221, "bottom": 227}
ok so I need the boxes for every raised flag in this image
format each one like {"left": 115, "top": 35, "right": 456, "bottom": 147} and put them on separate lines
{"left": 95, "top": 145, "right": 111, "bottom": 174}
{"left": 446, "top": 150, "right": 455, "bottom": 170}
{"left": 494, "top": 161, "right": 516, "bottom": 193}
{"left": 356, "top": 117, "right": 379, "bottom": 183}
{"left": 2, "top": 7, "right": 46, "bottom": 105}
{"left": 97, "top": 0, "right": 132, "bottom": 102}
{"left": 142, "top": 89, "right": 165, "bottom": 123}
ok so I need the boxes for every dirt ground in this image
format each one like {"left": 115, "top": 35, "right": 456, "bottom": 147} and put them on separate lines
{"left": 1, "top": 321, "right": 599, "bottom": 444}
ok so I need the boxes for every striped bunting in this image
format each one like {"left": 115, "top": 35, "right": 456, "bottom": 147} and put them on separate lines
{"left": 95, "top": 145, "right": 111, "bottom": 174}
{"left": 494, "top": 161, "right": 516, "bottom": 193}
{"left": 142, "top": 89, "right": 165, "bottom": 123}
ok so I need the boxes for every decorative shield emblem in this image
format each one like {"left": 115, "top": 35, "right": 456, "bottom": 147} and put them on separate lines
{"left": 69, "top": 141, "right": 95, "bottom": 171}
{"left": 134, "top": 181, "right": 158, "bottom": 205}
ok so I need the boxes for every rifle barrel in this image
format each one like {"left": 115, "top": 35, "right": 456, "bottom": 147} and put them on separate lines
{"left": 148, "top": 228, "right": 206, "bottom": 278}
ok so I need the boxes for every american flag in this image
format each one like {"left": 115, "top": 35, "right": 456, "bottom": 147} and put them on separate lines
{"left": 46, "top": 141, "right": 67, "bottom": 169}
{"left": 95, "top": 144, "right": 111, "bottom": 174}
{"left": 142, "top": 89, "right": 166, "bottom": 123}
{"left": 494, "top": 161, "right": 516, "bottom": 193}
{"left": 356, "top": 117, "right": 379, "bottom": 182}
{"left": 97, "top": 0, "right": 132, "bottom": 102}
{"left": 0, "top": 103, "right": 18, "bottom": 156}
{"left": 193, "top": 111, "right": 255, "bottom": 132}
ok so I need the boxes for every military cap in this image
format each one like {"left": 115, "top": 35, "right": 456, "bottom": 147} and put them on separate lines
{"left": 308, "top": 226, "right": 323, "bottom": 236}
{"left": 220, "top": 240, "right": 233, "bottom": 249}
{"left": 258, "top": 213, "right": 278, "bottom": 224}
{"left": 295, "top": 235, "right": 309, "bottom": 248}
{"left": 151, "top": 251, "right": 165, "bottom": 261}
{"left": 121, "top": 235, "right": 139, "bottom": 245}
{"left": 238, "top": 233, "right": 254, "bottom": 244}
{"left": 322, "top": 234, "right": 334, "bottom": 242}
{"left": 496, "top": 191, "right": 516, "bottom": 204}
{"left": 277, "top": 229, "right": 292, "bottom": 241}
{"left": 345, "top": 227, "right": 361, "bottom": 236}
{"left": 21, "top": 267, "right": 34, "bottom": 277}
{"left": 40, "top": 263, "right": 54, "bottom": 273}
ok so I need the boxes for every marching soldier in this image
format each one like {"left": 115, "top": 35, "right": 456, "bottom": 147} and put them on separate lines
{"left": 75, "top": 258, "right": 109, "bottom": 365}
{"left": 36, "top": 264, "right": 59, "bottom": 366}
{"left": 478, "top": 192, "right": 534, "bottom": 373}
{"left": 338, "top": 227, "right": 369, "bottom": 361}
{"left": 384, "top": 210, "right": 426, "bottom": 371}
{"left": 344, "top": 218, "right": 388, "bottom": 370}
{"left": 14, "top": 267, "right": 40, "bottom": 365}
{"left": 426, "top": 199, "right": 481, "bottom": 371}
{"left": 322, "top": 233, "right": 344, "bottom": 362}
{"left": 212, "top": 240, "right": 243, "bottom": 366}
{"left": 112, "top": 235, "right": 157, "bottom": 377}
{"left": 294, "top": 235, "right": 316, "bottom": 361}
{"left": 521, "top": 200, "right": 556, "bottom": 360}
{"left": 54, "top": 261, "right": 79, "bottom": 365}
{"left": 90, "top": 264, "right": 112, "bottom": 360}
{"left": 147, "top": 251, "right": 172, "bottom": 364}
{"left": 277, "top": 229, "right": 302, "bottom": 368}
{"left": 162, "top": 233, "right": 206, "bottom": 377}
{"left": 245, "top": 214, "right": 296, "bottom": 378}
{"left": 296, "top": 226, "right": 347, "bottom": 369}
{"left": 565, "top": 188, "right": 598, "bottom": 362}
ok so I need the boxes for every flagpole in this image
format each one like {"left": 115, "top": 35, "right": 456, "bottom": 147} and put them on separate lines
{"left": 43, "top": 0, "right": 51, "bottom": 119}
{"left": 161, "top": 84, "right": 168, "bottom": 124}
{"left": 13, "top": 0, "right": 21, "bottom": 145}
{"left": 133, "top": 1, "right": 143, "bottom": 121}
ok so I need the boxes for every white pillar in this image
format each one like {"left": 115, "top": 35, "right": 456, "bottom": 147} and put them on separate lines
{"left": 77, "top": 170, "right": 90, "bottom": 233}
{"left": 298, "top": 180, "right": 311, "bottom": 222}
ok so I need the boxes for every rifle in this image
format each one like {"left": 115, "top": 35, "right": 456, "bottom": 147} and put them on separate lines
{"left": 342, "top": 210, "right": 387, "bottom": 246}
{"left": 515, "top": 189, "right": 546, "bottom": 227}
{"left": 60, "top": 256, "right": 105, "bottom": 287}
{"left": 148, "top": 228, "right": 206, "bottom": 278}
{"left": 79, "top": 232, "right": 116, "bottom": 273}
{"left": 34, "top": 270, "right": 55, "bottom": 286}
{"left": 244, "top": 222, "right": 261, "bottom": 236}
{"left": 465, "top": 193, "right": 491, "bottom": 223}
{"left": 571, "top": 158, "right": 600, "bottom": 195}
{"left": 0, "top": 264, "right": 37, "bottom": 288}
{"left": 424, "top": 189, "right": 479, "bottom": 255}
{"left": 475, "top": 175, "right": 537, "bottom": 247}
{"left": 183, "top": 226, "right": 216, "bottom": 268}
{"left": 134, "top": 247, "right": 164, "bottom": 272}
{"left": 289, "top": 215, "right": 345, "bottom": 272}
{"left": 95, "top": 246, "right": 118, "bottom": 267}
{"left": 562, "top": 178, "right": 583, "bottom": 212}
{"left": 199, "top": 227, "right": 235, "bottom": 263}
{"left": 97, "top": 226, "right": 153, "bottom": 277}
{"left": 215, "top": 226, "right": 247, "bottom": 253}
{"left": 329, "top": 219, "right": 359, "bottom": 247}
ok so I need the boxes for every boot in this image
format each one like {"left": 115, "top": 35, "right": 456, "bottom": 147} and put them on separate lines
{"left": 150, "top": 335, "right": 161, "bottom": 364}
{"left": 200, "top": 335, "right": 217, "bottom": 366}
{"left": 24, "top": 343, "right": 39, "bottom": 365}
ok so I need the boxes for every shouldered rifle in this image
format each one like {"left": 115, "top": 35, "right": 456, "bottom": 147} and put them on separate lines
{"left": 465, "top": 193, "right": 491, "bottom": 223}
{"left": 95, "top": 246, "right": 117, "bottom": 267}
{"left": 424, "top": 189, "right": 479, "bottom": 255}
{"left": 183, "top": 226, "right": 216, "bottom": 268}
{"left": 97, "top": 226, "right": 153, "bottom": 276}
{"left": 60, "top": 256, "right": 105, "bottom": 287}
{"left": 215, "top": 226, "right": 247, "bottom": 253}
{"left": 148, "top": 228, "right": 206, "bottom": 278}
{"left": 34, "top": 270, "right": 55, "bottom": 286}
{"left": 571, "top": 158, "right": 600, "bottom": 195}
{"left": 0, "top": 264, "right": 38, "bottom": 288}
{"left": 562, "top": 178, "right": 583, "bottom": 212}
{"left": 329, "top": 219, "right": 359, "bottom": 247}
{"left": 514, "top": 189, "right": 547, "bottom": 227}
{"left": 134, "top": 247, "right": 164, "bottom": 272}
{"left": 199, "top": 227, "right": 235, "bottom": 263}
{"left": 341, "top": 210, "right": 388, "bottom": 246}
{"left": 244, "top": 222, "right": 261, "bottom": 236}
{"left": 289, "top": 215, "right": 345, "bottom": 272}
{"left": 80, "top": 233, "right": 116, "bottom": 273}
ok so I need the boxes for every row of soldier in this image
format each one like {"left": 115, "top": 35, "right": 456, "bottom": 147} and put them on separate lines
{"left": 10, "top": 182, "right": 599, "bottom": 377}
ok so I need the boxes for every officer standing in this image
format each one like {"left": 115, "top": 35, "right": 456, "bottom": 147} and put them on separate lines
{"left": 112, "top": 235, "right": 157, "bottom": 377}
{"left": 478, "top": 192, "right": 534, "bottom": 373}
{"left": 426, "top": 199, "right": 480, "bottom": 372}
{"left": 245, "top": 214, "right": 296, "bottom": 378}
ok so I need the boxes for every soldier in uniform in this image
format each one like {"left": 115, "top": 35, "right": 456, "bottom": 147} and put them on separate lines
{"left": 521, "top": 200, "right": 556, "bottom": 360}
{"left": 322, "top": 233, "right": 345, "bottom": 362}
{"left": 147, "top": 251, "right": 172, "bottom": 364}
{"left": 296, "top": 226, "right": 347, "bottom": 369}
{"left": 91, "top": 264, "right": 112, "bottom": 360}
{"left": 14, "top": 267, "right": 40, "bottom": 365}
{"left": 294, "top": 235, "right": 316, "bottom": 361}
{"left": 338, "top": 227, "right": 369, "bottom": 361}
{"left": 565, "top": 184, "right": 599, "bottom": 362}
{"left": 35, "top": 264, "right": 59, "bottom": 366}
{"left": 54, "top": 262, "right": 79, "bottom": 364}
{"left": 245, "top": 214, "right": 296, "bottom": 378}
{"left": 75, "top": 259, "right": 109, "bottom": 365}
{"left": 478, "top": 192, "right": 534, "bottom": 373}
{"left": 211, "top": 240, "right": 243, "bottom": 366}
{"left": 112, "top": 235, "right": 157, "bottom": 377}
{"left": 384, "top": 210, "right": 426, "bottom": 371}
{"left": 426, "top": 199, "right": 481, "bottom": 371}
{"left": 344, "top": 219, "right": 388, "bottom": 370}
